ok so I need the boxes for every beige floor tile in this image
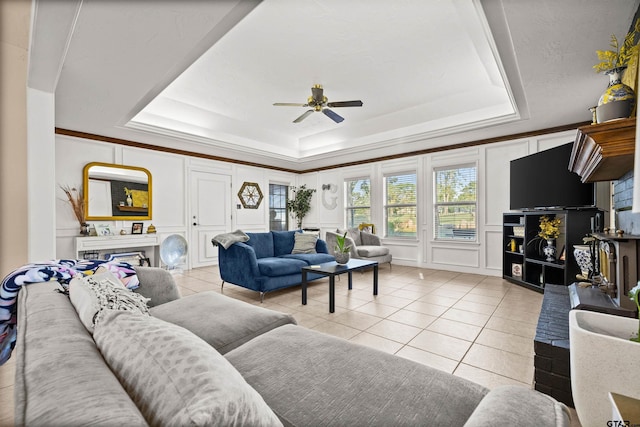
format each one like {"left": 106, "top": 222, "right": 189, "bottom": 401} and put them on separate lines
{"left": 311, "top": 321, "right": 361, "bottom": 340}
{"left": 461, "top": 293, "right": 502, "bottom": 306}
{"left": 404, "top": 301, "right": 449, "bottom": 317}
{"left": 293, "top": 311, "right": 327, "bottom": 329}
{"left": 427, "top": 318, "right": 482, "bottom": 342}
{"left": 430, "top": 288, "right": 468, "bottom": 299}
{"left": 475, "top": 328, "right": 534, "bottom": 357}
{"left": 372, "top": 294, "right": 413, "bottom": 309}
{"left": 462, "top": 344, "right": 534, "bottom": 384}
{"left": 365, "top": 319, "right": 422, "bottom": 344}
{"left": 350, "top": 332, "right": 403, "bottom": 354}
{"left": 417, "top": 293, "right": 460, "bottom": 307}
{"left": 451, "top": 300, "right": 497, "bottom": 316}
{"left": 492, "top": 306, "right": 539, "bottom": 325}
{"left": 353, "top": 302, "right": 400, "bottom": 318}
{"left": 441, "top": 308, "right": 490, "bottom": 327}
{"left": 408, "top": 330, "right": 473, "bottom": 361}
{"left": 386, "top": 309, "right": 438, "bottom": 329}
{"left": 389, "top": 288, "right": 431, "bottom": 300}
{"left": 484, "top": 316, "right": 538, "bottom": 340}
{"left": 395, "top": 346, "right": 458, "bottom": 374}
{"left": 468, "top": 288, "right": 509, "bottom": 298}
{"left": 332, "top": 311, "right": 383, "bottom": 330}
{"left": 453, "top": 363, "right": 530, "bottom": 390}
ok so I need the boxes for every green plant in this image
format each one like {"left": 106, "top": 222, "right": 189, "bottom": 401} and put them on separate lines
{"left": 630, "top": 282, "right": 640, "bottom": 342}
{"left": 593, "top": 19, "right": 640, "bottom": 73}
{"left": 287, "top": 185, "right": 316, "bottom": 229}
{"left": 335, "top": 232, "right": 351, "bottom": 253}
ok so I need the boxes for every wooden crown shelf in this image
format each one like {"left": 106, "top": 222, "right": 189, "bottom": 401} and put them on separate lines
{"left": 569, "top": 117, "right": 636, "bottom": 183}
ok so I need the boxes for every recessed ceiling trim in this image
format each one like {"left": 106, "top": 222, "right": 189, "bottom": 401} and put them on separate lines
{"left": 123, "top": 122, "right": 302, "bottom": 162}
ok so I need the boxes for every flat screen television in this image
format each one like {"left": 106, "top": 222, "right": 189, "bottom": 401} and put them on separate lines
{"left": 510, "top": 143, "right": 595, "bottom": 210}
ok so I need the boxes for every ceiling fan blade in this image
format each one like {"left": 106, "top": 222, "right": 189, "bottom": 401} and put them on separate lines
{"left": 273, "top": 103, "right": 308, "bottom": 107}
{"left": 322, "top": 108, "right": 344, "bottom": 123}
{"left": 293, "top": 109, "right": 314, "bottom": 123}
{"left": 326, "top": 100, "right": 363, "bottom": 108}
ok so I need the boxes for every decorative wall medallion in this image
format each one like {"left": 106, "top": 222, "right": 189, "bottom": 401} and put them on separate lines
{"left": 238, "top": 182, "right": 263, "bottom": 209}
{"left": 321, "top": 183, "right": 338, "bottom": 210}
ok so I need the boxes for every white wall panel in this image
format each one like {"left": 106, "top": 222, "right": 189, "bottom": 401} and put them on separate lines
{"left": 55, "top": 136, "right": 116, "bottom": 232}
{"left": 235, "top": 166, "right": 266, "bottom": 228}
{"left": 485, "top": 230, "right": 503, "bottom": 270}
{"left": 484, "top": 140, "right": 529, "bottom": 226}
{"left": 431, "top": 245, "right": 479, "bottom": 268}
{"left": 122, "top": 147, "right": 186, "bottom": 227}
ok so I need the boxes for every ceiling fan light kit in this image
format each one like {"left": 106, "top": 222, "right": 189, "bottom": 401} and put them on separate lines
{"left": 273, "top": 84, "right": 363, "bottom": 123}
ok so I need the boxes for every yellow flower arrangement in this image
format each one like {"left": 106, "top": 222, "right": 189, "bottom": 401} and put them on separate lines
{"left": 538, "top": 215, "right": 561, "bottom": 240}
{"left": 593, "top": 18, "right": 640, "bottom": 73}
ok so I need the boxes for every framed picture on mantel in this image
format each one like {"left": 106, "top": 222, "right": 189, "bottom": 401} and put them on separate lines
{"left": 131, "top": 222, "right": 143, "bottom": 234}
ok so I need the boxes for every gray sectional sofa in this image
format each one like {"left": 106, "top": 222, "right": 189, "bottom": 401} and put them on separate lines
{"left": 14, "top": 267, "right": 570, "bottom": 426}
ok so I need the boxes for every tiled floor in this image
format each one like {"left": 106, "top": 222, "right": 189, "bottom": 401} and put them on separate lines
{"left": 0, "top": 264, "right": 581, "bottom": 426}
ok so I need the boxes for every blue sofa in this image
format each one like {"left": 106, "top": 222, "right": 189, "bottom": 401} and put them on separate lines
{"left": 217, "top": 230, "right": 335, "bottom": 300}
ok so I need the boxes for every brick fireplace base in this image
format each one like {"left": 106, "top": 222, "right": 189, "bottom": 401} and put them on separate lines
{"left": 534, "top": 284, "right": 573, "bottom": 407}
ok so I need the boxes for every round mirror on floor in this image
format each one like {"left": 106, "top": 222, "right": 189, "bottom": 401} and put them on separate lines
{"left": 160, "top": 234, "right": 188, "bottom": 272}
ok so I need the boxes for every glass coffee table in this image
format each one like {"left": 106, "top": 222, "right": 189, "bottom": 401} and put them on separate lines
{"left": 301, "top": 259, "right": 378, "bottom": 313}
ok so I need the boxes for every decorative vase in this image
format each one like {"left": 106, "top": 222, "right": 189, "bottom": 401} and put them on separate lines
{"left": 596, "top": 66, "right": 635, "bottom": 123}
{"left": 334, "top": 251, "right": 350, "bottom": 265}
{"left": 126, "top": 194, "right": 133, "bottom": 207}
{"left": 543, "top": 239, "right": 556, "bottom": 262}
{"left": 573, "top": 244, "right": 593, "bottom": 280}
{"left": 80, "top": 223, "right": 89, "bottom": 236}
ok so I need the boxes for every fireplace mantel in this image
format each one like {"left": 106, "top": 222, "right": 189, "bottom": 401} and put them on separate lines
{"left": 569, "top": 117, "right": 635, "bottom": 183}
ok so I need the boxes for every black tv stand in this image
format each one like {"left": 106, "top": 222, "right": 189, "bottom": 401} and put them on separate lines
{"left": 503, "top": 209, "right": 603, "bottom": 291}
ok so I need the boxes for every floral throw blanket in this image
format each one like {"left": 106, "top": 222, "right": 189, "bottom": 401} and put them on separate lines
{"left": 0, "top": 259, "right": 140, "bottom": 365}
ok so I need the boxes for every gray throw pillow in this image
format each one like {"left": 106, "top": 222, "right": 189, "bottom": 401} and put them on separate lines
{"left": 93, "top": 310, "right": 283, "bottom": 427}
{"left": 291, "top": 232, "right": 317, "bottom": 254}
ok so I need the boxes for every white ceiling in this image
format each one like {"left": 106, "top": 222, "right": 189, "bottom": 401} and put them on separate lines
{"left": 30, "top": 0, "right": 639, "bottom": 171}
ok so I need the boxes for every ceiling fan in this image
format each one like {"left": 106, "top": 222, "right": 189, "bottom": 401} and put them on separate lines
{"left": 273, "top": 84, "right": 363, "bottom": 123}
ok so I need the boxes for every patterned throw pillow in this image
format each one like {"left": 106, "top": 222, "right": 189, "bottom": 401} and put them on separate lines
{"left": 69, "top": 271, "right": 150, "bottom": 333}
{"left": 93, "top": 311, "right": 283, "bottom": 427}
{"left": 291, "top": 232, "right": 318, "bottom": 254}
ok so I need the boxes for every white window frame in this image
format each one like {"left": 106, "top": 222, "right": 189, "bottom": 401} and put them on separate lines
{"left": 345, "top": 177, "right": 371, "bottom": 228}
{"left": 433, "top": 163, "right": 477, "bottom": 242}
{"left": 383, "top": 171, "right": 417, "bottom": 239}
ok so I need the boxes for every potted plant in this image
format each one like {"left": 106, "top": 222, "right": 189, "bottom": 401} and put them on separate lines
{"left": 287, "top": 185, "right": 316, "bottom": 229}
{"left": 334, "top": 232, "right": 351, "bottom": 264}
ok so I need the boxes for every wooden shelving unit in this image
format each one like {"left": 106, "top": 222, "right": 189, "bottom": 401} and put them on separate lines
{"left": 503, "top": 210, "right": 601, "bottom": 292}
{"left": 569, "top": 117, "right": 635, "bottom": 183}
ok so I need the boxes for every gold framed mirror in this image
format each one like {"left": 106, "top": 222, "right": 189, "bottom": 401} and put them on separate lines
{"left": 83, "top": 162, "right": 152, "bottom": 221}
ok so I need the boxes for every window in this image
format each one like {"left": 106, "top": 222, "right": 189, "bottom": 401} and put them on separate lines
{"left": 345, "top": 178, "right": 370, "bottom": 228}
{"left": 434, "top": 165, "right": 477, "bottom": 240}
{"left": 269, "top": 183, "right": 288, "bottom": 231}
{"left": 384, "top": 173, "right": 417, "bottom": 238}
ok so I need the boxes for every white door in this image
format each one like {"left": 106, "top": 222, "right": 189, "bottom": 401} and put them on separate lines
{"left": 190, "top": 171, "right": 231, "bottom": 268}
